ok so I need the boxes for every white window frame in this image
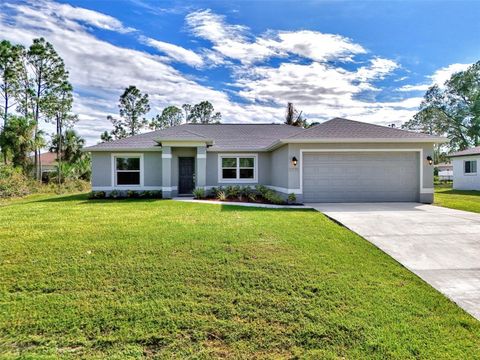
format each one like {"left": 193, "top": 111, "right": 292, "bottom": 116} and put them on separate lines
{"left": 218, "top": 153, "right": 258, "bottom": 183}
{"left": 111, "top": 153, "right": 144, "bottom": 188}
{"left": 464, "top": 160, "right": 477, "bottom": 175}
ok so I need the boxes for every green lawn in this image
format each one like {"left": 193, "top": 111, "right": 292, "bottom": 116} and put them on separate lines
{"left": 435, "top": 184, "right": 480, "bottom": 214}
{"left": 1, "top": 194, "right": 479, "bottom": 359}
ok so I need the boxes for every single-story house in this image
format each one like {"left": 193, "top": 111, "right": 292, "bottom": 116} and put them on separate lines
{"left": 450, "top": 146, "right": 480, "bottom": 190}
{"left": 435, "top": 162, "right": 453, "bottom": 181}
{"left": 29, "top": 152, "right": 58, "bottom": 181}
{"left": 84, "top": 118, "right": 446, "bottom": 203}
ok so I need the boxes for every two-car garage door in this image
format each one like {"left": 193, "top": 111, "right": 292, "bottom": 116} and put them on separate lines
{"left": 302, "top": 152, "right": 419, "bottom": 203}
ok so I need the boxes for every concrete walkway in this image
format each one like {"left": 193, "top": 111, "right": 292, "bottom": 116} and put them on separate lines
{"left": 308, "top": 202, "right": 480, "bottom": 320}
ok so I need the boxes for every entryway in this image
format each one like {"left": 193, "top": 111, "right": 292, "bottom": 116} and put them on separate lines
{"left": 178, "top": 157, "right": 195, "bottom": 195}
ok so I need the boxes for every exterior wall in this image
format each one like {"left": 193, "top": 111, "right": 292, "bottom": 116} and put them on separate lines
{"left": 205, "top": 152, "right": 271, "bottom": 188}
{"left": 269, "top": 145, "right": 289, "bottom": 188}
{"left": 92, "top": 152, "right": 112, "bottom": 187}
{"left": 91, "top": 151, "right": 162, "bottom": 190}
{"left": 286, "top": 142, "right": 435, "bottom": 203}
{"left": 453, "top": 155, "right": 480, "bottom": 190}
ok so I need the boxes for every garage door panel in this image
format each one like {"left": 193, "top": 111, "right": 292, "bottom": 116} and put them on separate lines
{"left": 303, "top": 152, "right": 419, "bottom": 202}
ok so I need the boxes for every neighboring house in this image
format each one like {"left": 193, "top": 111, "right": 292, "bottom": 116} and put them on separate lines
{"left": 450, "top": 146, "right": 480, "bottom": 190}
{"left": 84, "top": 118, "right": 446, "bottom": 203}
{"left": 29, "top": 152, "right": 58, "bottom": 181}
{"left": 435, "top": 162, "right": 453, "bottom": 181}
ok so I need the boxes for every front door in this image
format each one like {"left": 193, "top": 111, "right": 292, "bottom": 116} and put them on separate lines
{"left": 178, "top": 157, "right": 195, "bottom": 195}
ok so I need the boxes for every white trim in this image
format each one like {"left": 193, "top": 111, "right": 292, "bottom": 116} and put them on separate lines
{"left": 217, "top": 153, "right": 258, "bottom": 183}
{"left": 111, "top": 153, "right": 144, "bottom": 188}
{"left": 279, "top": 137, "right": 448, "bottom": 144}
{"left": 196, "top": 153, "right": 206, "bottom": 159}
{"left": 299, "top": 148, "right": 432, "bottom": 195}
{"left": 162, "top": 186, "right": 178, "bottom": 192}
{"left": 158, "top": 140, "right": 213, "bottom": 147}
{"left": 161, "top": 153, "right": 172, "bottom": 159}
{"left": 93, "top": 186, "right": 163, "bottom": 191}
{"left": 266, "top": 185, "right": 302, "bottom": 195}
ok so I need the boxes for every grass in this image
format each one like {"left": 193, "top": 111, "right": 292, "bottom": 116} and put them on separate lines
{"left": 0, "top": 194, "right": 479, "bottom": 359}
{"left": 435, "top": 183, "right": 480, "bottom": 214}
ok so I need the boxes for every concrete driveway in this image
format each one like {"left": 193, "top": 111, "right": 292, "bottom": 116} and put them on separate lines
{"left": 308, "top": 202, "right": 480, "bottom": 320}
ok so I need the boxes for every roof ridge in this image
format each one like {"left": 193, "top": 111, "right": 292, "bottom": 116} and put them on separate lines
{"left": 325, "top": 117, "right": 427, "bottom": 135}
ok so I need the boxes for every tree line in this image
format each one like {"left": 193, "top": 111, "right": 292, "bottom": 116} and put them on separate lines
{"left": 0, "top": 38, "right": 87, "bottom": 183}
{"left": 100, "top": 86, "right": 223, "bottom": 142}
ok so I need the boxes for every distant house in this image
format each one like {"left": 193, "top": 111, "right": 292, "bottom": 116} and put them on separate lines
{"left": 435, "top": 162, "right": 453, "bottom": 181}
{"left": 450, "top": 146, "right": 480, "bottom": 190}
{"left": 30, "top": 152, "right": 58, "bottom": 181}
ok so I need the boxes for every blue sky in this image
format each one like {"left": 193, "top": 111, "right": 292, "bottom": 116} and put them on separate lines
{"left": 1, "top": 0, "right": 479, "bottom": 144}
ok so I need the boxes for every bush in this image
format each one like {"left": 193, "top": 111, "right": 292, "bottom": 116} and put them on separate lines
{"left": 247, "top": 192, "right": 257, "bottom": 202}
{"left": 225, "top": 185, "right": 241, "bottom": 199}
{"left": 89, "top": 191, "right": 106, "bottom": 199}
{"left": 264, "top": 189, "right": 285, "bottom": 205}
{"left": 288, "top": 193, "right": 297, "bottom": 204}
{"left": 127, "top": 190, "right": 138, "bottom": 198}
{"left": 216, "top": 190, "right": 227, "bottom": 201}
{"left": 255, "top": 184, "right": 269, "bottom": 198}
{"left": 109, "top": 190, "right": 120, "bottom": 199}
{"left": 0, "top": 164, "right": 32, "bottom": 198}
{"left": 192, "top": 187, "right": 206, "bottom": 199}
{"left": 150, "top": 190, "right": 162, "bottom": 199}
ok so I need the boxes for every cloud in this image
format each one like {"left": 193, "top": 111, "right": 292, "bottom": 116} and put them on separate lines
{"left": 140, "top": 36, "right": 204, "bottom": 67}
{"left": 185, "top": 9, "right": 366, "bottom": 65}
{"left": 398, "top": 63, "right": 471, "bottom": 92}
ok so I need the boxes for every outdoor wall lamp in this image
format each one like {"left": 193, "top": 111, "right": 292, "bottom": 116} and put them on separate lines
{"left": 426, "top": 156, "right": 433, "bottom": 166}
{"left": 292, "top": 156, "right": 298, "bottom": 167}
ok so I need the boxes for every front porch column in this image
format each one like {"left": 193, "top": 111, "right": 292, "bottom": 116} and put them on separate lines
{"left": 162, "top": 146, "right": 172, "bottom": 198}
{"left": 196, "top": 146, "right": 207, "bottom": 189}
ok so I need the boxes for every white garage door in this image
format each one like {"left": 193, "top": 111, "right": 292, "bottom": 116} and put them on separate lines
{"left": 302, "top": 152, "right": 419, "bottom": 202}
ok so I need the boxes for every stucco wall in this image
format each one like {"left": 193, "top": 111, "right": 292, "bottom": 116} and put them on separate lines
{"left": 206, "top": 152, "right": 271, "bottom": 187}
{"left": 91, "top": 151, "right": 162, "bottom": 189}
{"left": 269, "top": 145, "right": 289, "bottom": 188}
{"left": 453, "top": 155, "right": 480, "bottom": 190}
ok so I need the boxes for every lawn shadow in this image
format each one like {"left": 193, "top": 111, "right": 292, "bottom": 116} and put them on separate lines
{"left": 438, "top": 189, "right": 480, "bottom": 197}
{"left": 33, "top": 193, "right": 90, "bottom": 203}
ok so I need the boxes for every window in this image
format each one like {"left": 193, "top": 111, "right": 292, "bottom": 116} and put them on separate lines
{"left": 464, "top": 160, "right": 477, "bottom": 175}
{"left": 220, "top": 155, "right": 257, "bottom": 182}
{"left": 115, "top": 156, "right": 141, "bottom": 185}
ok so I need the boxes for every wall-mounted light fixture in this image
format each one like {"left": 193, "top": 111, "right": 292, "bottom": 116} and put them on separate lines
{"left": 292, "top": 156, "right": 298, "bottom": 167}
{"left": 426, "top": 156, "right": 433, "bottom": 166}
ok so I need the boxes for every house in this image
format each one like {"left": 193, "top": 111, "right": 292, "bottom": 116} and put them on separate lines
{"left": 29, "top": 152, "right": 58, "bottom": 181}
{"left": 84, "top": 118, "right": 446, "bottom": 203}
{"left": 435, "top": 162, "right": 453, "bottom": 181}
{"left": 450, "top": 146, "right": 480, "bottom": 190}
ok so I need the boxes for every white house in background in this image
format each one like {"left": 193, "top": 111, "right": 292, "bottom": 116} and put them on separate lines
{"left": 435, "top": 162, "right": 453, "bottom": 181}
{"left": 450, "top": 146, "right": 480, "bottom": 190}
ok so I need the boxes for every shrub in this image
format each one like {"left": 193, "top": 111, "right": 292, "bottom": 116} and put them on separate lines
{"left": 127, "top": 190, "right": 138, "bottom": 198}
{"left": 287, "top": 193, "right": 297, "bottom": 204}
{"left": 255, "top": 184, "right": 269, "bottom": 198}
{"left": 264, "top": 189, "right": 285, "bottom": 205}
{"left": 0, "top": 164, "right": 31, "bottom": 198}
{"left": 150, "top": 190, "right": 162, "bottom": 199}
{"left": 192, "top": 187, "right": 206, "bottom": 199}
{"left": 225, "top": 185, "right": 241, "bottom": 199}
{"left": 216, "top": 190, "right": 227, "bottom": 201}
{"left": 109, "top": 190, "right": 120, "bottom": 199}
{"left": 89, "top": 191, "right": 106, "bottom": 199}
{"left": 247, "top": 192, "right": 257, "bottom": 202}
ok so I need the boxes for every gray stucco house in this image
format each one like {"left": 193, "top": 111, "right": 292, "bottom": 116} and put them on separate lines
{"left": 84, "top": 118, "right": 446, "bottom": 203}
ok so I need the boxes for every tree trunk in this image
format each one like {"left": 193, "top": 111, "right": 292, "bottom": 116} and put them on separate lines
{"left": 34, "top": 69, "right": 42, "bottom": 181}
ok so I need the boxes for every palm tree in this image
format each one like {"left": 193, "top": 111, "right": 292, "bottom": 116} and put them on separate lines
{"left": 50, "top": 129, "right": 85, "bottom": 163}
{"left": 0, "top": 115, "right": 40, "bottom": 172}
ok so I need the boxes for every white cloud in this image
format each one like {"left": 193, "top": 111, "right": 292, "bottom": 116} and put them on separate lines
{"left": 398, "top": 63, "right": 471, "bottom": 92}
{"left": 140, "top": 36, "right": 204, "bottom": 67}
{"left": 185, "top": 9, "right": 366, "bottom": 65}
